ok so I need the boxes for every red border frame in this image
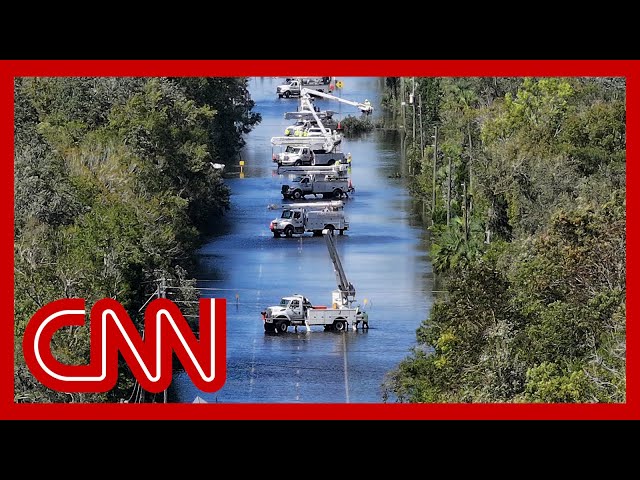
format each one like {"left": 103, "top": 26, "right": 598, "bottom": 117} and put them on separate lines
{"left": 1, "top": 60, "right": 636, "bottom": 420}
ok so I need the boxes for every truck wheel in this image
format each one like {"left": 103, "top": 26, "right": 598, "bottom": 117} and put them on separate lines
{"left": 292, "top": 189, "right": 302, "bottom": 200}
{"left": 284, "top": 226, "right": 294, "bottom": 238}
{"left": 294, "top": 160, "right": 301, "bottom": 166}
{"left": 332, "top": 189, "right": 343, "bottom": 198}
{"left": 273, "top": 231, "right": 281, "bottom": 238}
{"left": 278, "top": 94, "right": 283, "bottom": 98}
{"left": 264, "top": 323, "right": 276, "bottom": 333}
{"left": 333, "top": 320, "right": 346, "bottom": 332}
{"left": 284, "top": 91, "right": 291, "bottom": 98}
{"left": 325, "top": 224, "right": 335, "bottom": 234}
{"left": 327, "top": 159, "right": 336, "bottom": 165}
{"left": 276, "top": 321, "right": 288, "bottom": 333}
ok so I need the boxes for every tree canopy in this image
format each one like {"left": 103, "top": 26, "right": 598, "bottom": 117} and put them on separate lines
{"left": 14, "top": 77, "right": 260, "bottom": 403}
{"left": 384, "top": 77, "right": 625, "bottom": 403}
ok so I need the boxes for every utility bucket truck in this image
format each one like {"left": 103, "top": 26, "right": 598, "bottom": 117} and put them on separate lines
{"left": 273, "top": 145, "right": 348, "bottom": 167}
{"left": 276, "top": 77, "right": 332, "bottom": 98}
{"left": 271, "top": 88, "right": 373, "bottom": 154}
{"left": 261, "top": 230, "right": 369, "bottom": 333}
{"left": 281, "top": 173, "right": 351, "bottom": 200}
{"left": 268, "top": 201, "right": 348, "bottom": 237}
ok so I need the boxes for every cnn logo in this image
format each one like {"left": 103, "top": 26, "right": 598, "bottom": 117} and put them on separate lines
{"left": 23, "top": 298, "right": 226, "bottom": 394}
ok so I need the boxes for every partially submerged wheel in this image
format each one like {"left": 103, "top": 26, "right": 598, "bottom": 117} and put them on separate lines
{"left": 333, "top": 320, "right": 346, "bottom": 332}
{"left": 276, "top": 321, "right": 288, "bottom": 333}
{"left": 332, "top": 188, "right": 343, "bottom": 198}
{"left": 284, "top": 226, "right": 294, "bottom": 238}
{"left": 284, "top": 91, "right": 291, "bottom": 98}
{"left": 273, "top": 231, "right": 281, "bottom": 238}
{"left": 264, "top": 323, "right": 276, "bottom": 333}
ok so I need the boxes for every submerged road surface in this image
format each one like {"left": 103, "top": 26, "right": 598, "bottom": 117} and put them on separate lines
{"left": 172, "top": 77, "right": 434, "bottom": 403}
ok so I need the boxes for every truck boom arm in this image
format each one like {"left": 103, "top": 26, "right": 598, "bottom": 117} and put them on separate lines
{"left": 301, "top": 88, "right": 374, "bottom": 113}
{"left": 268, "top": 201, "right": 344, "bottom": 210}
{"left": 323, "top": 230, "right": 356, "bottom": 306}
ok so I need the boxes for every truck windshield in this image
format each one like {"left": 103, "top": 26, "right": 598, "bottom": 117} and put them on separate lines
{"left": 285, "top": 146, "right": 296, "bottom": 153}
{"left": 281, "top": 210, "right": 293, "bottom": 219}
{"left": 280, "top": 299, "right": 289, "bottom": 307}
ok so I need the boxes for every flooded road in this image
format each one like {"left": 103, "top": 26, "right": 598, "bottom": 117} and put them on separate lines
{"left": 171, "top": 77, "right": 434, "bottom": 403}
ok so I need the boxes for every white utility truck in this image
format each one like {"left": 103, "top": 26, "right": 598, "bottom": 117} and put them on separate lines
{"left": 281, "top": 174, "right": 351, "bottom": 200}
{"left": 269, "top": 201, "right": 348, "bottom": 237}
{"left": 261, "top": 230, "right": 369, "bottom": 332}
{"left": 271, "top": 88, "right": 372, "bottom": 154}
{"left": 273, "top": 145, "right": 347, "bottom": 167}
{"left": 277, "top": 77, "right": 332, "bottom": 98}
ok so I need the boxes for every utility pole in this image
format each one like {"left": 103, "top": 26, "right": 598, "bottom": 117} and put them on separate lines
{"left": 400, "top": 77, "right": 406, "bottom": 133}
{"left": 160, "top": 272, "right": 168, "bottom": 404}
{"left": 412, "top": 77, "right": 416, "bottom": 147}
{"left": 447, "top": 156, "right": 452, "bottom": 227}
{"left": 432, "top": 125, "right": 438, "bottom": 224}
{"left": 419, "top": 94, "right": 424, "bottom": 155}
{"left": 467, "top": 125, "right": 474, "bottom": 217}
{"left": 462, "top": 181, "right": 469, "bottom": 242}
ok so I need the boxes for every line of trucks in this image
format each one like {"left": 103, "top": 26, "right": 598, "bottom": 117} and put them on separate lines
{"left": 260, "top": 82, "right": 375, "bottom": 332}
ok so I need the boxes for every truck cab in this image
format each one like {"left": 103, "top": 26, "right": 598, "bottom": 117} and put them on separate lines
{"left": 277, "top": 80, "right": 302, "bottom": 98}
{"left": 271, "top": 208, "right": 304, "bottom": 236}
{"left": 275, "top": 146, "right": 314, "bottom": 166}
{"left": 277, "top": 78, "right": 331, "bottom": 98}
{"left": 261, "top": 295, "right": 315, "bottom": 333}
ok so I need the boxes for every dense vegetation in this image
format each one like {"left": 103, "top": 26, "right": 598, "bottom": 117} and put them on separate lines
{"left": 339, "top": 114, "right": 376, "bottom": 135}
{"left": 14, "top": 77, "right": 260, "bottom": 402}
{"left": 383, "top": 77, "right": 626, "bottom": 403}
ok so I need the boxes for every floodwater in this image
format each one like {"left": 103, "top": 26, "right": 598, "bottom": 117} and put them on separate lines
{"left": 171, "top": 77, "right": 434, "bottom": 403}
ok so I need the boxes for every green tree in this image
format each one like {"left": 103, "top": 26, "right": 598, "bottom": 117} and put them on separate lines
{"left": 14, "top": 76, "right": 260, "bottom": 403}
{"left": 384, "top": 77, "right": 626, "bottom": 403}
